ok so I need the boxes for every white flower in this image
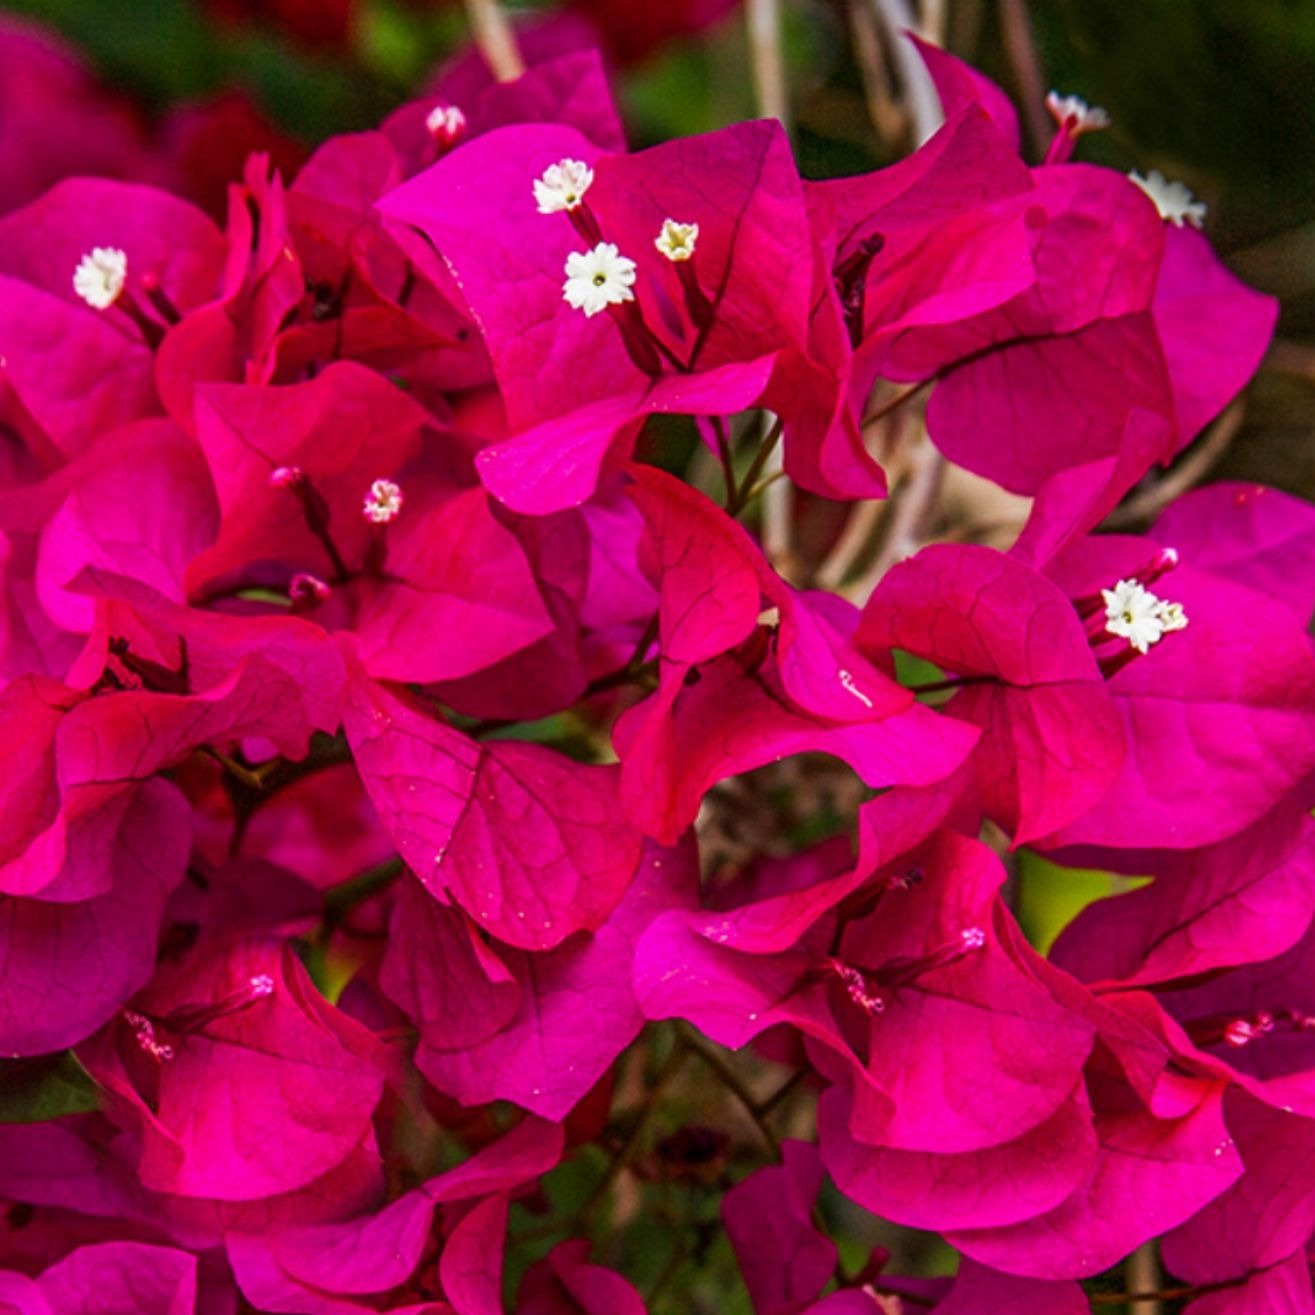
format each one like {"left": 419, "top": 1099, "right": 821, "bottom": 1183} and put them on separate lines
{"left": 1129, "top": 169, "right": 1207, "bottom": 228}
{"left": 562, "top": 242, "right": 637, "bottom": 317}
{"left": 425, "top": 103, "right": 466, "bottom": 147}
{"left": 363, "top": 478, "right": 404, "bottom": 524}
{"left": 73, "top": 247, "right": 127, "bottom": 310}
{"left": 533, "top": 158, "right": 594, "bottom": 214}
{"left": 1157, "top": 600, "right": 1189, "bottom": 634}
{"left": 1102, "top": 578, "right": 1188, "bottom": 654}
{"left": 654, "top": 218, "right": 699, "bottom": 262}
{"left": 1045, "top": 91, "right": 1110, "bottom": 135}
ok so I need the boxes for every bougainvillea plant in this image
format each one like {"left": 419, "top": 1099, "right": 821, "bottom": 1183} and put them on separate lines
{"left": 1, "top": 4, "right": 1311, "bottom": 1313}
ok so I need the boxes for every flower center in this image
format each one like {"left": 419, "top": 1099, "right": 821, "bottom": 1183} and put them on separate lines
{"left": 363, "top": 478, "right": 404, "bottom": 524}
{"left": 562, "top": 242, "right": 638, "bottom": 318}
{"left": 73, "top": 246, "right": 127, "bottom": 310}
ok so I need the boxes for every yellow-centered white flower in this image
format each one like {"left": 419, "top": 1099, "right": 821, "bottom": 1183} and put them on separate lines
{"left": 534, "top": 159, "right": 594, "bottom": 214}
{"left": 654, "top": 218, "right": 699, "bottom": 262}
{"left": 1129, "top": 169, "right": 1207, "bottom": 229}
{"left": 363, "top": 478, "right": 404, "bottom": 524}
{"left": 1102, "top": 578, "right": 1189, "bottom": 654}
{"left": 73, "top": 247, "right": 127, "bottom": 310}
{"left": 562, "top": 242, "right": 637, "bottom": 317}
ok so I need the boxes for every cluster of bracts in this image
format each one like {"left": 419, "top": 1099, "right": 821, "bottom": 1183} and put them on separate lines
{"left": 1, "top": 16, "right": 1314, "bottom": 1315}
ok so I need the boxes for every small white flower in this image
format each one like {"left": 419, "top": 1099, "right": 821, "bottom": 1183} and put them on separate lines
{"left": 654, "top": 218, "right": 699, "bottom": 262}
{"left": 425, "top": 103, "right": 466, "bottom": 147}
{"left": 73, "top": 247, "right": 127, "bottom": 310}
{"left": 562, "top": 242, "right": 637, "bottom": 317}
{"left": 363, "top": 478, "right": 404, "bottom": 524}
{"left": 534, "top": 158, "right": 594, "bottom": 214}
{"left": 1102, "top": 578, "right": 1188, "bottom": 654}
{"left": 1045, "top": 91, "right": 1110, "bottom": 135}
{"left": 1157, "top": 600, "right": 1189, "bottom": 634}
{"left": 1129, "top": 169, "right": 1207, "bottom": 228}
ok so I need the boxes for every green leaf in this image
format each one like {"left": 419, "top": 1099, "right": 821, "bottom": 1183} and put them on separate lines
{"left": 1016, "top": 850, "right": 1151, "bottom": 955}
{"left": 0, "top": 1051, "right": 101, "bottom": 1122}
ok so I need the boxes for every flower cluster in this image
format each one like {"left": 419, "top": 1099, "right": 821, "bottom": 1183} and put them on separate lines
{"left": 0, "top": 21, "right": 1311, "bottom": 1315}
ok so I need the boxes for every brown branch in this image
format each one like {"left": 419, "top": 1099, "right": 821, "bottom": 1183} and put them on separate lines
{"left": 998, "top": 0, "right": 1049, "bottom": 160}
{"left": 677, "top": 1023, "right": 781, "bottom": 1157}
{"left": 814, "top": 499, "right": 886, "bottom": 589}
{"left": 746, "top": 0, "right": 790, "bottom": 128}
{"left": 463, "top": 0, "right": 524, "bottom": 81}
{"left": 845, "top": 434, "right": 944, "bottom": 602}
{"left": 1124, "top": 1243, "right": 1162, "bottom": 1315}
{"left": 849, "top": 0, "right": 908, "bottom": 148}
{"left": 1103, "top": 399, "right": 1246, "bottom": 529}
{"left": 582, "top": 1039, "right": 689, "bottom": 1219}
{"left": 870, "top": 0, "right": 945, "bottom": 142}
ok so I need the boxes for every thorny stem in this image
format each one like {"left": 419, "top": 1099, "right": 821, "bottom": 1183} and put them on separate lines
{"left": 463, "top": 0, "right": 524, "bottom": 81}
{"left": 676, "top": 1023, "right": 782, "bottom": 1157}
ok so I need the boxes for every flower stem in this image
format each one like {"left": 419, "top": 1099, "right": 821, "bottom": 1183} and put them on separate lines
{"left": 712, "top": 415, "right": 740, "bottom": 511}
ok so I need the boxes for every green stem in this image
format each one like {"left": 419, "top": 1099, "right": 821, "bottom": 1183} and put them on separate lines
{"left": 323, "top": 857, "right": 404, "bottom": 921}
{"left": 712, "top": 415, "right": 740, "bottom": 511}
